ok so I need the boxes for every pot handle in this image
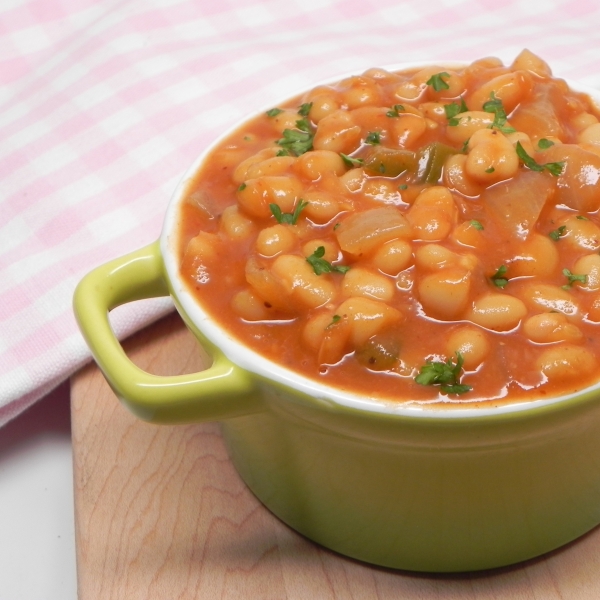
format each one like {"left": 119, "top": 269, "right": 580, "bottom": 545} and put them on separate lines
{"left": 73, "top": 241, "right": 258, "bottom": 424}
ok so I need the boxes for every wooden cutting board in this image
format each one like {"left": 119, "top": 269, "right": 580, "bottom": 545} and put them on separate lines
{"left": 71, "top": 311, "right": 600, "bottom": 599}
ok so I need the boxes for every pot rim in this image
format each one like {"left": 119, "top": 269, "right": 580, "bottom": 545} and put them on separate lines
{"left": 161, "top": 59, "right": 600, "bottom": 420}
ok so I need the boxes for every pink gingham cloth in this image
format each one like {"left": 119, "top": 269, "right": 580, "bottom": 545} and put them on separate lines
{"left": 2, "top": 0, "right": 600, "bottom": 427}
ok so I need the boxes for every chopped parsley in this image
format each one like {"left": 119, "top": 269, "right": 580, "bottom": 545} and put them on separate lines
{"left": 549, "top": 225, "right": 567, "bottom": 241}
{"left": 515, "top": 142, "right": 564, "bottom": 176}
{"left": 295, "top": 117, "right": 312, "bottom": 132}
{"left": 414, "top": 352, "right": 472, "bottom": 395}
{"left": 265, "top": 108, "right": 284, "bottom": 117}
{"left": 269, "top": 200, "right": 308, "bottom": 225}
{"left": 562, "top": 268, "right": 587, "bottom": 289}
{"left": 444, "top": 97, "right": 469, "bottom": 126}
{"left": 485, "top": 166, "right": 495, "bottom": 173}
{"left": 298, "top": 102, "right": 312, "bottom": 117}
{"left": 577, "top": 215, "right": 589, "bottom": 220}
{"left": 238, "top": 183, "right": 247, "bottom": 191}
{"left": 306, "top": 246, "right": 350, "bottom": 276}
{"left": 491, "top": 265, "right": 509, "bottom": 288}
{"left": 426, "top": 72, "right": 451, "bottom": 92}
{"left": 482, "top": 92, "right": 516, "bottom": 134}
{"left": 276, "top": 127, "right": 313, "bottom": 156}
{"left": 326, "top": 314, "right": 341, "bottom": 328}
{"left": 386, "top": 104, "right": 405, "bottom": 117}
{"left": 275, "top": 108, "right": 315, "bottom": 156}
{"left": 365, "top": 131, "right": 381, "bottom": 145}
{"left": 470, "top": 219, "right": 484, "bottom": 230}
{"left": 398, "top": 184, "right": 408, "bottom": 190}
{"left": 340, "top": 153, "right": 364, "bottom": 168}
{"left": 538, "top": 138, "right": 555, "bottom": 149}
{"left": 461, "top": 138, "right": 470, "bottom": 153}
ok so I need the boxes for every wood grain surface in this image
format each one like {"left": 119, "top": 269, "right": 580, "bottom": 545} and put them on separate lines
{"left": 71, "top": 312, "right": 600, "bottom": 599}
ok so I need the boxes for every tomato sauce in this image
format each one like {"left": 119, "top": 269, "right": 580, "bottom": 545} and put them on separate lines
{"left": 177, "top": 51, "right": 600, "bottom": 406}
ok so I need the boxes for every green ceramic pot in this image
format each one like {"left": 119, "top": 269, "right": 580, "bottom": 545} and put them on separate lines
{"left": 73, "top": 64, "right": 600, "bottom": 572}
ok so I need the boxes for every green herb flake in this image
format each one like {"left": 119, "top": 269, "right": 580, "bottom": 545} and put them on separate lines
{"left": 491, "top": 264, "right": 509, "bottom": 288}
{"left": 238, "top": 183, "right": 247, "bottom": 191}
{"left": 485, "top": 166, "right": 495, "bottom": 173}
{"left": 276, "top": 128, "right": 314, "bottom": 156}
{"left": 414, "top": 352, "right": 472, "bottom": 395}
{"left": 340, "top": 153, "right": 364, "bottom": 168}
{"left": 444, "top": 97, "right": 468, "bottom": 126}
{"left": 482, "top": 92, "right": 516, "bottom": 134}
{"left": 306, "top": 246, "right": 350, "bottom": 276}
{"left": 295, "top": 117, "right": 312, "bottom": 132}
{"left": 298, "top": 102, "right": 312, "bottom": 117}
{"left": 386, "top": 104, "right": 405, "bottom": 117}
{"left": 470, "top": 220, "right": 484, "bottom": 231}
{"left": 461, "top": 138, "right": 470, "bottom": 153}
{"left": 549, "top": 225, "right": 567, "bottom": 241}
{"left": 543, "top": 161, "right": 565, "bottom": 177}
{"left": 398, "top": 184, "right": 408, "bottom": 190}
{"left": 266, "top": 108, "right": 284, "bottom": 117}
{"left": 270, "top": 200, "right": 309, "bottom": 225}
{"left": 538, "top": 138, "right": 555, "bottom": 150}
{"left": 562, "top": 268, "right": 587, "bottom": 289}
{"left": 326, "top": 314, "right": 341, "bottom": 329}
{"left": 365, "top": 131, "right": 381, "bottom": 145}
{"left": 515, "top": 141, "right": 564, "bottom": 176}
{"left": 577, "top": 215, "right": 590, "bottom": 220}
{"left": 426, "top": 72, "right": 451, "bottom": 92}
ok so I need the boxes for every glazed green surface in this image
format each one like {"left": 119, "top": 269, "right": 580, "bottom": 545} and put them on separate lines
{"left": 223, "top": 388, "right": 600, "bottom": 571}
{"left": 73, "top": 242, "right": 258, "bottom": 423}
{"left": 73, "top": 240, "right": 600, "bottom": 571}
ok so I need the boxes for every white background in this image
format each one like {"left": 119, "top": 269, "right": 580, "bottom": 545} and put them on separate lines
{"left": 0, "top": 382, "right": 77, "bottom": 599}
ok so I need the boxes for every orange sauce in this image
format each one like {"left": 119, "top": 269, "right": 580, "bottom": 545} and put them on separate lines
{"left": 178, "top": 51, "right": 600, "bottom": 406}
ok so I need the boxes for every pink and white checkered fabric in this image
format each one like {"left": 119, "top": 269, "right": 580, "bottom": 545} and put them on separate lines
{"left": 2, "top": 0, "right": 600, "bottom": 426}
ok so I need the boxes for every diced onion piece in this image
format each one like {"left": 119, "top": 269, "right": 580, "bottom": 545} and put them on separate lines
{"left": 508, "top": 82, "right": 564, "bottom": 140}
{"left": 481, "top": 170, "right": 555, "bottom": 239}
{"left": 541, "top": 144, "right": 600, "bottom": 212}
{"left": 335, "top": 206, "right": 412, "bottom": 256}
{"left": 511, "top": 49, "right": 553, "bottom": 78}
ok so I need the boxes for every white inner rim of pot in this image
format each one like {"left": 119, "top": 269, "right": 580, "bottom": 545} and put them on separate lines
{"left": 161, "top": 61, "right": 600, "bottom": 419}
